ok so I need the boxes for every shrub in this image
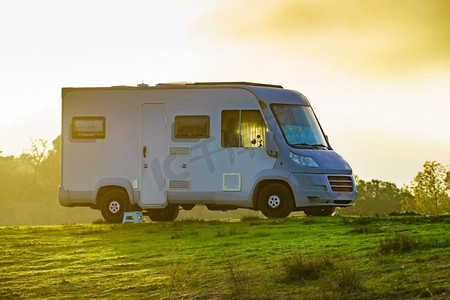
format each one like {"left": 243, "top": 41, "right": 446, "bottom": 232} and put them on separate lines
{"left": 389, "top": 211, "right": 421, "bottom": 216}
{"left": 301, "top": 218, "right": 315, "bottom": 225}
{"left": 215, "top": 227, "right": 246, "bottom": 237}
{"left": 240, "top": 215, "right": 264, "bottom": 222}
{"left": 222, "top": 256, "right": 252, "bottom": 297}
{"left": 166, "top": 244, "right": 205, "bottom": 299}
{"left": 337, "top": 266, "right": 361, "bottom": 293}
{"left": 378, "top": 233, "right": 422, "bottom": 254}
{"left": 348, "top": 225, "right": 380, "bottom": 234}
{"left": 171, "top": 229, "right": 198, "bottom": 239}
{"left": 342, "top": 217, "right": 372, "bottom": 225}
{"left": 281, "top": 251, "right": 333, "bottom": 281}
{"left": 91, "top": 218, "right": 107, "bottom": 224}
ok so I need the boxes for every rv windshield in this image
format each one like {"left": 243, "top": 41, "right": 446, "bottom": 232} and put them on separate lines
{"left": 272, "top": 104, "right": 328, "bottom": 149}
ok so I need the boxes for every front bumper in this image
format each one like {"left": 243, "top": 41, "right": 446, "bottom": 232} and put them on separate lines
{"left": 288, "top": 173, "right": 357, "bottom": 208}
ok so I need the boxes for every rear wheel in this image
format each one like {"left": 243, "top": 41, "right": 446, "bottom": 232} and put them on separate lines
{"left": 259, "top": 183, "right": 294, "bottom": 218}
{"left": 304, "top": 207, "right": 335, "bottom": 216}
{"left": 101, "top": 189, "right": 130, "bottom": 223}
{"left": 146, "top": 204, "right": 179, "bottom": 222}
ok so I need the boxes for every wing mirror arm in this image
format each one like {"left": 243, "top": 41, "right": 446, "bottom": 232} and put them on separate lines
{"left": 325, "top": 135, "right": 333, "bottom": 150}
{"left": 265, "top": 131, "right": 278, "bottom": 158}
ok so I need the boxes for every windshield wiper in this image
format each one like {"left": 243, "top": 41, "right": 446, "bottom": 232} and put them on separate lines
{"left": 291, "top": 143, "right": 328, "bottom": 150}
{"left": 291, "top": 143, "right": 315, "bottom": 149}
{"left": 311, "top": 144, "right": 329, "bottom": 150}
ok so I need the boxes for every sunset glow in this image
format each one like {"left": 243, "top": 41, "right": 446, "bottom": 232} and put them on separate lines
{"left": 0, "top": 0, "right": 449, "bottom": 186}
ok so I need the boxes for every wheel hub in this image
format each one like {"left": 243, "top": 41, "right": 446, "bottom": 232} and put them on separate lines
{"left": 268, "top": 195, "right": 281, "bottom": 208}
{"left": 109, "top": 201, "right": 121, "bottom": 214}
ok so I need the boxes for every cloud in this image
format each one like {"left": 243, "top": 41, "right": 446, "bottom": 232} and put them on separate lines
{"left": 202, "top": 0, "right": 450, "bottom": 77}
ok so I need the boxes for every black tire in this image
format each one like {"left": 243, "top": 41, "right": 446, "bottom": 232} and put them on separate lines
{"left": 304, "top": 207, "right": 335, "bottom": 216}
{"left": 146, "top": 204, "right": 179, "bottom": 222}
{"left": 259, "top": 183, "right": 294, "bottom": 218}
{"left": 100, "top": 189, "right": 130, "bottom": 223}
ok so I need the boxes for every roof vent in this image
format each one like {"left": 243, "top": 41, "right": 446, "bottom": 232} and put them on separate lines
{"left": 156, "top": 81, "right": 194, "bottom": 86}
{"left": 193, "top": 82, "right": 283, "bottom": 88}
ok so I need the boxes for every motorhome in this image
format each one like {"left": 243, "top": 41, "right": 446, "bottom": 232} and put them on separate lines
{"left": 59, "top": 82, "right": 357, "bottom": 222}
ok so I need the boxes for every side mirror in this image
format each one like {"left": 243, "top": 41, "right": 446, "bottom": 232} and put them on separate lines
{"left": 265, "top": 131, "right": 278, "bottom": 157}
{"left": 325, "top": 135, "right": 332, "bottom": 149}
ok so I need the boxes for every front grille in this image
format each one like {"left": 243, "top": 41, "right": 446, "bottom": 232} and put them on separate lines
{"left": 328, "top": 176, "right": 353, "bottom": 192}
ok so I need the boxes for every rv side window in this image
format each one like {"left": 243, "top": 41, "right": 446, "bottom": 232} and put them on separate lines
{"left": 72, "top": 116, "right": 105, "bottom": 139}
{"left": 174, "top": 115, "right": 210, "bottom": 139}
{"left": 221, "top": 110, "right": 267, "bottom": 148}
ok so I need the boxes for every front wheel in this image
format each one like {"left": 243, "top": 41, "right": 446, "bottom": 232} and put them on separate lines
{"left": 259, "top": 183, "right": 294, "bottom": 218}
{"left": 146, "top": 204, "right": 179, "bottom": 222}
{"left": 101, "top": 189, "right": 130, "bottom": 223}
{"left": 303, "top": 207, "right": 335, "bottom": 216}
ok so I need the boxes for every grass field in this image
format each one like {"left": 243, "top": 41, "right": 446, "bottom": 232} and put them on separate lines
{"left": 1, "top": 215, "right": 449, "bottom": 299}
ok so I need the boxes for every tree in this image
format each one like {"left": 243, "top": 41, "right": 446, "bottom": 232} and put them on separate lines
{"left": 23, "top": 138, "right": 49, "bottom": 167}
{"left": 339, "top": 177, "right": 408, "bottom": 216}
{"left": 0, "top": 136, "right": 100, "bottom": 225}
{"left": 446, "top": 171, "right": 450, "bottom": 189}
{"left": 402, "top": 161, "right": 450, "bottom": 215}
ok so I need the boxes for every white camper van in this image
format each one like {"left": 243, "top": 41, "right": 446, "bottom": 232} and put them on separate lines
{"left": 59, "top": 82, "right": 357, "bottom": 222}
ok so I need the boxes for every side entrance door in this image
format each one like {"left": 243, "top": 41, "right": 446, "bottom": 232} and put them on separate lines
{"left": 140, "top": 103, "right": 167, "bottom": 207}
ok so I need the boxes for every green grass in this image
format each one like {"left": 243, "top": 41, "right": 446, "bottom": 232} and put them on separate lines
{"left": 1, "top": 216, "right": 449, "bottom": 299}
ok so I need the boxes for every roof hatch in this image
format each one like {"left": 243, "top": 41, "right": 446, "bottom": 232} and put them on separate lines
{"left": 156, "top": 81, "right": 283, "bottom": 89}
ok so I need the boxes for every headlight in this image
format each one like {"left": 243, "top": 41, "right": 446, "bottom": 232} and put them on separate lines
{"left": 289, "top": 152, "right": 319, "bottom": 168}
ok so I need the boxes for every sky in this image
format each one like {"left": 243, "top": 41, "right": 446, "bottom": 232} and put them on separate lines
{"left": 0, "top": 0, "right": 449, "bottom": 187}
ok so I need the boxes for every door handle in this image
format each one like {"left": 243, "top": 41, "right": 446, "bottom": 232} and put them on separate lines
{"left": 143, "top": 145, "right": 147, "bottom": 158}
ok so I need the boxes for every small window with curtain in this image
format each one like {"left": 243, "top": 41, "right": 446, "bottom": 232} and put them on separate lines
{"left": 72, "top": 116, "right": 105, "bottom": 139}
{"left": 174, "top": 115, "right": 210, "bottom": 139}
{"left": 221, "top": 110, "right": 267, "bottom": 148}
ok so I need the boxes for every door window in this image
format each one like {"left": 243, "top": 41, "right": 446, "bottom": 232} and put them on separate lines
{"left": 221, "top": 110, "right": 267, "bottom": 147}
